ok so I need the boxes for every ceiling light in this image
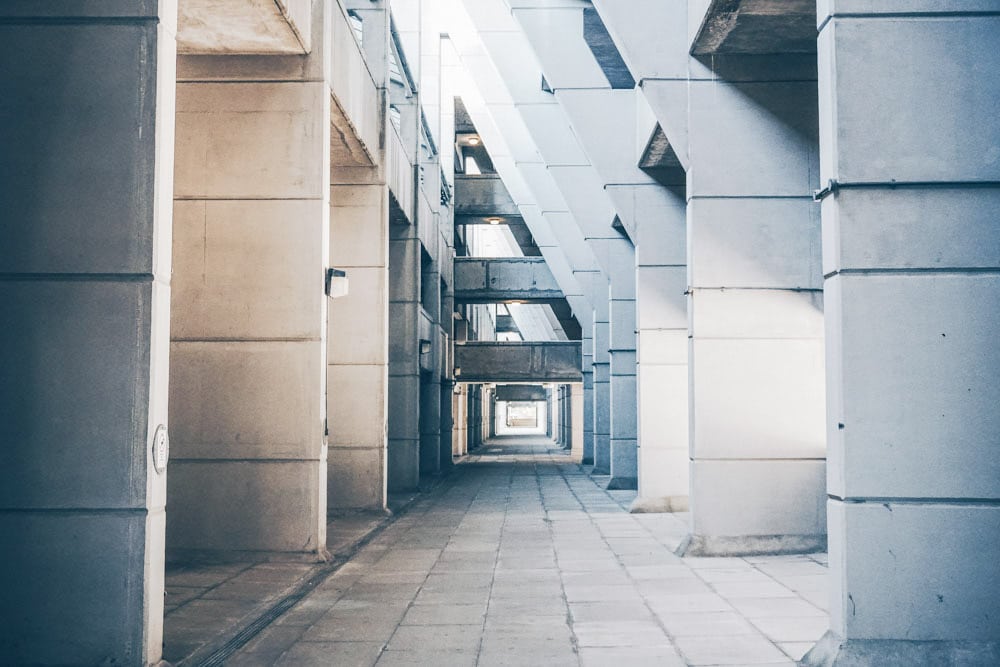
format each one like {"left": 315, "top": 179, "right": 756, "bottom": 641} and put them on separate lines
{"left": 467, "top": 136, "right": 481, "bottom": 146}
{"left": 486, "top": 217, "right": 502, "bottom": 225}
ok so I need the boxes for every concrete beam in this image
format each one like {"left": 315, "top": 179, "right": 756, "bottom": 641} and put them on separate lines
{"left": 455, "top": 342, "right": 582, "bottom": 383}
{"left": 178, "top": 0, "right": 310, "bottom": 55}
{"left": 495, "top": 385, "right": 548, "bottom": 402}
{"left": 454, "top": 174, "right": 521, "bottom": 218}
{"left": 690, "top": 0, "right": 815, "bottom": 56}
{"left": 454, "top": 257, "right": 563, "bottom": 304}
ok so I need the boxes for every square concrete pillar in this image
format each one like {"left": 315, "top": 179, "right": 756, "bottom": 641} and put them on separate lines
{"left": 591, "top": 321, "right": 612, "bottom": 475}
{"left": 169, "top": 2, "right": 330, "bottom": 556}
{"left": 684, "top": 55, "right": 826, "bottom": 556}
{"left": 805, "top": 8, "right": 1000, "bottom": 664}
{"left": 328, "top": 181, "right": 389, "bottom": 511}
{"left": 0, "top": 4, "right": 176, "bottom": 663}
{"left": 388, "top": 228, "right": 422, "bottom": 491}
{"left": 633, "top": 186, "right": 689, "bottom": 512}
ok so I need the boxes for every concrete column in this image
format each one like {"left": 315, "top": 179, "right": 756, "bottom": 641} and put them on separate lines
{"left": 581, "top": 340, "right": 595, "bottom": 464}
{"left": 804, "top": 8, "right": 1000, "bottom": 664}
{"left": 571, "top": 383, "right": 585, "bottom": 462}
{"left": 684, "top": 54, "right": 825, "bottom": 555}
{"left": 0, "top": 4, "right": 175, "bottom": 662}
{"left": 328, "top": 182, "right": 389, "bottom": 511}
{"left": 388, "top": 225, "right": 421, "bottom": 491}
{"left": 546, "top": 387, "right": 555, "bottom": 439}
{"left": 169, "top": 0, "right": 329, "bottom": 557}
{"left": 607, "top": 243, "right": 639, "bottom": 491}
{"left": 634, "top": 186, "right": 689, "bottom": 512}
{"left": 438, "top": 381, "right": 454, "bottom": 470}
{"left": 592, "top": 320, "right": 612, "bottom": 474}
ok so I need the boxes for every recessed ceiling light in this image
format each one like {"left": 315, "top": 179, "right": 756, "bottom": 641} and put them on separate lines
{"left": 467, "top": 136, "right": 481, "bottom": 146}
{"left": 486, "top": 217, "right": 502, "bottom": 225}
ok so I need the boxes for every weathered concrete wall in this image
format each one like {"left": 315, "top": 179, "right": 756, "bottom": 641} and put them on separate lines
{"left": 168, "top": 0, "right": 329, "bottom": 555}
{"left": 807, "top": 6, "right": 1000, "bottom": 663}
{"left": 0, "top": 2, "right": 176, "bottom": 663}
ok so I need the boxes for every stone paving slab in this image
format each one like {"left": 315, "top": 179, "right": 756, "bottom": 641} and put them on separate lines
{"left": 225, "top": 436, "right": 829, "bottom": 665}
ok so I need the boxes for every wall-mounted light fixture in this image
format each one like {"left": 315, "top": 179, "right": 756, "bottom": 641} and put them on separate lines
{"left": 420, "top": 339, "right": 432, "bottom": 354}
{"left": 325, "top": 268, "right": 349, "bottom": 298}
{"left": 486, "top": 217, "right": 502, "bottom": 225}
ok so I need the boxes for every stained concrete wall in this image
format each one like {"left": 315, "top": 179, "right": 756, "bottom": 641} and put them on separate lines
{"left": 168, "top": 0, "right": 329, "bottom": 555}
{"left": 0, "top": 3, "right": 175, "bottom": 663}
{"left": 809, "top": 5, "right": 1000, "bottom": 660}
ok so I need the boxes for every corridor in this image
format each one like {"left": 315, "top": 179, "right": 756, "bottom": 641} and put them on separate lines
{"left": 228, "top": 438, "right": 829, "bottom": 666}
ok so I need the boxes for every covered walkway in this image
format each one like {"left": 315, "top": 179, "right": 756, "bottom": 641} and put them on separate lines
{"left": 227, "top": 437, "right": 828, "bottom": 665}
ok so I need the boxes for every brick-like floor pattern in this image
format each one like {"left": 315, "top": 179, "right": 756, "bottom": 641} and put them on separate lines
{"left": 230, "top": 438, "right": 829, "bottom": 666}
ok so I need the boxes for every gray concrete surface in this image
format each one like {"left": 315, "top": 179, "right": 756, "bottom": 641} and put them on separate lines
{"left": 224, "top": 436, "right": 828, "bottom": 665}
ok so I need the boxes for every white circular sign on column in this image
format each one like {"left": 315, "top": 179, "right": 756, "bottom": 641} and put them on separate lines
{"left": 152, "top": 424, "right": 169, "bottom": 474}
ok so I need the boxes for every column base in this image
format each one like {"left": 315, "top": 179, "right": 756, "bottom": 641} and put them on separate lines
{"left": 629, "top": 495, "right": 689, "bottom": 513}
{"left": 675, "top": 533, "right": 826, "bottom": 557}
{"left": 606, "top": 476, "right": 638, "bottom": 491}
{"left": 801, "top": 630, "right": 1000, "bottom": 667}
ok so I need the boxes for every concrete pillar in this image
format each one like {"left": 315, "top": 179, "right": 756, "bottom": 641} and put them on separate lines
{"left": 328, "top": 181, "right": 389, "bottom": 511}
{"left": 169, "top": 0, "right": 329, "bottom": 557}
{"left": 634, "top": 186, "right": 689, "bottom": 512}
{"left": 592, "top": 320, "right": 612, "bottom": 474}
{"left": 581, "top": 341, "right": 595, "bottom": 464}
{"left": 683, "top": 54, "right": 825, "bottom": 555}
{"left": 571, "top": 383, "right": 585, "bottom": 462}
{"left": 0, "top": 4, "right": 175, "bottom": 662}
{"left": 439, "top": 381, "right": 454, "bottom": 469}
{"left": 607, "top": 244, "right": 639, "bottom": 491}
{"left": 804, "top": 8, "right": 1000, "bottom": 664}
{"left": 388, "top": 225, "right": 421, "bottom": 491}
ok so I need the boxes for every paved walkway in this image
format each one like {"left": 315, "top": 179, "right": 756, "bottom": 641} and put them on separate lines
{"left": 229, "top": 438, "right": 829, "bottom": 666}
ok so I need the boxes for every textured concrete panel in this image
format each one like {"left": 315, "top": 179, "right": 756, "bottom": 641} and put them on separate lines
{"left": 455, "top": 342, "right": 583, "bottom": 383}
{"left": 691, "top": 289, "right": 824, "bottom": 340}
{"left": 178, "top": 0, "right": 310, "bottom": 54}
{"left": 691, "top": 338, "right": 826, "bottom": 460}
{"left": 826, "top": 274, "right": 1000, "bottom": 500}
{"left": 690, "top": 460, "right": 826, "bottom": 538}
{"left": 0, "top": 512, "right": 149, "bottom": 665}
{"left": 328, "top": 364, "right": 387, "bottom": 449}
{"left": 328, "top": 448, "right": 385, "bottom": 510}
{"left": 172, "top": 199, "right": 325, "bottom": 340}
{"left": 0, "top": 23, "right": 156, "bottom": 274}
{"left": 688, "top": 198, "right": 822, "bottom": 289}
{"left": 454, "top": 257, "right": 563, "bottom": 303}
{"left": 688, "top": 80, "right": 818, "bottom": 197}
{"left": 167, "top": 460, "right": 323, "bottom": 552}
{"left": 329, "top": 266, "right": 389, "bottom": 365}
{"left": 819, "top": 16, "right": 1000, "bottom": 183}
{"left": 637, "top": 266, "right": 688, "bottom": 330}
{"left": 175, "top": 81, "right": 326, "bottom": 199}
{"left": 828, "top": 500, "right": 1000, "bottom": 641}
{"left": 169, "top": 341, "right": 323, "bottom": 460}
{"left": 454, "top": 174, "right": 521, "bottom": 217}
{"left": 0, "top": 281, "right": 152, "bottom": 509}
{"left": 822, "top": 188, "right": 1000, "bottom": 274}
